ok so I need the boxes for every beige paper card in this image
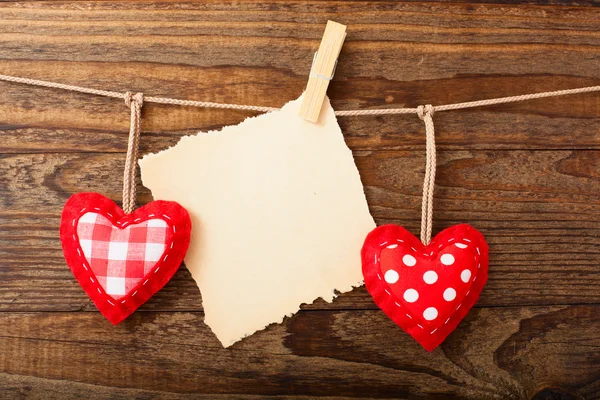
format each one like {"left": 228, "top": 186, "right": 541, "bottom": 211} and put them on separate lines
{"left": 139, "top": 96, "right": 375, "bottom": 347}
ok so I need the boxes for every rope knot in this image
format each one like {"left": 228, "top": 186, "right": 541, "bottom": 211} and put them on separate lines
{"left": 417, "top": 104, "right": 434, "bottom": 120}
{"left": 124, "top": 91, "right": 144, "bottom": 108}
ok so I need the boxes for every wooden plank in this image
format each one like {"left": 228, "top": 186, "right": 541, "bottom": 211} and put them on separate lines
{"left": 0, "top": 150, "right": 597, "bottom": 311}
{"left": 0, "top": 307, "right": 598, "bottom": 399}
{"left": 0, "top": 1, "right": 598, "bottom": 151}
{"left": 0, "top": 71, "right": 599, "bottom": 153}
{"left": 0, "top": 1, "right": 599, "bottom": 398}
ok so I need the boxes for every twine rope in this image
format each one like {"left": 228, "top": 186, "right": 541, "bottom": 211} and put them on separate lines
{"left": 417, "top": 105, "right": 436, "bottom": 245}
{"left": 123, "top": 91, "right": 144, "bottom": 214}
{"left": 0, "top": 72, "right": 598, "bottom": 223}
{"left": 1, "top": 73, "right": 599, "bottom": 116}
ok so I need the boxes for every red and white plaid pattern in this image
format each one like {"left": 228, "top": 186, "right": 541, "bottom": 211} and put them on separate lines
{"left": 77, "top": 212, "right": 170, "bottom": 299}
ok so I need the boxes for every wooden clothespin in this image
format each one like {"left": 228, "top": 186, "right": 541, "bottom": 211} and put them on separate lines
{"left": 299, "top": 21, "right": 347, "bottom": 123}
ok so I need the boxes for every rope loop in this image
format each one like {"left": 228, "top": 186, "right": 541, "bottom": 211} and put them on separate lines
{"left": 417, "top": 104, "right": 434, "bottom": 120}
{"left": 417, "top": 105, "right": 437, "bottom": 245}
{"left": 122, "top": 92, "right": 144, "bottom": 214}
{"left": 124, "top": 91, "right": 144, "bottom": 109}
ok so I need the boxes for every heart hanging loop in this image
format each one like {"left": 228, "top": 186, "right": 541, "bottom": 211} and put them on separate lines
{"left": 417, "top": 104, "right": 436, "bottom": 245}
{"left": 123, "top": 91, "right": 144, "bottom": 214}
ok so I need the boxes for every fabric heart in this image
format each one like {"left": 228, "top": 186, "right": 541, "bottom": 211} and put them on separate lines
{"left": 60, "top": 192, "right": 191, "bottom": 324}
{"left": 361, "top": 224, "right": 488, "bottom": 351}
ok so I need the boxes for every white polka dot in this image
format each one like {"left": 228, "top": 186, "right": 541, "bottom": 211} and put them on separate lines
{"left": 423, "top": 307, "right": 438, "bottom": 321}
{"left": 440, "top": 254, "right": 455, "bottom": 265}
{"left": 402, "top": 254, "right": 416, "bottom": 267}
{"left": 384, "top": 270, "right": 399, "bottom": 284}
{"left": 443, "top": 288, "right": 456, "bottom": 301}
{"left": 423, "top": 270, "right": 438, "bottom": 284}
{"left": 455, "top": 243, "right": 468, "bottom": 249}
{"left": 403, "top": 289, "right": 419, "bottom": 303}
{"left": 461, "top": 269, "right": 472, "bottom": 283}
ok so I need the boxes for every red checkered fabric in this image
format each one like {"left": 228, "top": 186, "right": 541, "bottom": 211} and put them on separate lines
{"left": 76, "top": 212, "right": 171, "bottom": 299}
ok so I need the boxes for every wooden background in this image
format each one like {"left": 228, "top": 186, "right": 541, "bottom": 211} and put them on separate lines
{"left": 1, "top": 1, "right": 599, "bottom": 399}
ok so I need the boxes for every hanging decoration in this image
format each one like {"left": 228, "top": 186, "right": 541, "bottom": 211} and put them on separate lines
{"left": 0, "top": 19, "right": 598, "bottom": 347}
{"left": 59, "top": 92, "right": 192, "bottom": 325}
{"left": 361, "top": 105, "right": 489, "bottom": 351}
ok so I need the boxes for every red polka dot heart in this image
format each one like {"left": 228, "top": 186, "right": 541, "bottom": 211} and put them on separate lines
{"left": 361, "top": 224, "right": 488, "bottom": 351}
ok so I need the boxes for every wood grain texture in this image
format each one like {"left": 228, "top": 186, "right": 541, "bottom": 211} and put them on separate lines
{"left": 0, "top": 1, "right": 599, "bottom": 399}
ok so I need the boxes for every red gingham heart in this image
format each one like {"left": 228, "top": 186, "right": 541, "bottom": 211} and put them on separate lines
{"left": 361, "top": 224, "right": 488, "bottom": 351}
{"left": 60, "top": 192, "right": 191, "bottom": 324}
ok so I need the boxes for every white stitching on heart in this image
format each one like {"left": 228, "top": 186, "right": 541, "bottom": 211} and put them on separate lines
{"left": 163, "top": 214, "right": 171, "bottom": 220}
{"left": 72, "top": 211, "right": 177, "bottom": 306}
{"left": 373, "top": 231, "right": 485, "bottom": 336}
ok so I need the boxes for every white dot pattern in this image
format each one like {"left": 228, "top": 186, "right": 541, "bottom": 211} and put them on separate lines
{"left": 443, "top": 288, "right": 456, "bottom": 301}
{"left": 423, "top": 307, "right": 438, "bottom": 321}
{"left": 384, "top": 269, "right": 399, "bottom": 284}
{"left": 461, "top": 269, "right": 472, "bottom": 283}
{"left": 423, "top": 270, "right": 438, "bottom": 284}
{"left": 402, "top": 254, "right": 416, "bottom": 267}
{"left": 440, "top": 254, "right": 455, "bottom": 265}
{"left": 403, "top": 289, "right": 419, "bottom": 303}
{"left": 375, "top": 234, "right": 483, "bottom": 330}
